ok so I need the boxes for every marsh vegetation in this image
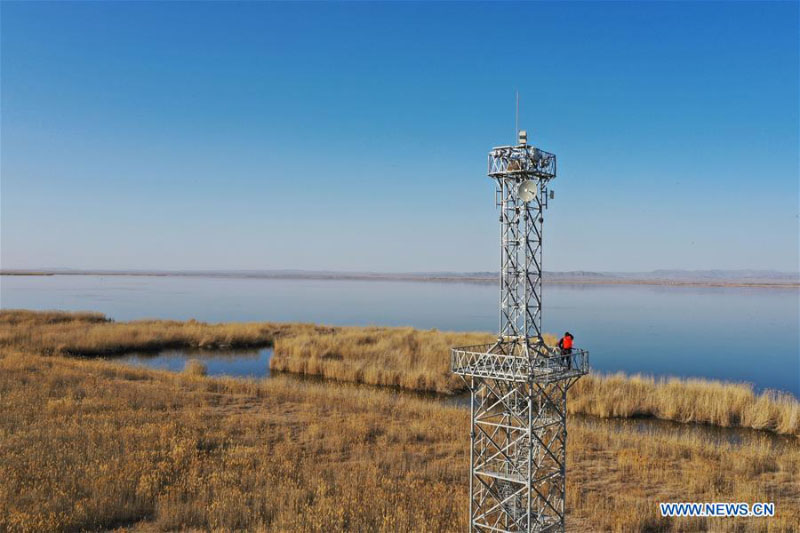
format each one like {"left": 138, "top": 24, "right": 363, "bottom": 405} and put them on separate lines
{"left": 2, "top": 310, "right": 797, "bottom": 436}
{"left": 271, "top": 326, "right": 799, "bottom": 435}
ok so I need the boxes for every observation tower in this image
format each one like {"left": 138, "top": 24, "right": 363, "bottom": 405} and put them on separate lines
{"left": 451, "top": 130, "right": 589, "bottom": 532}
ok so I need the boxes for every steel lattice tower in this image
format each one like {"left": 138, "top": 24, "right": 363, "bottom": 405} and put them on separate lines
{"left": 451, "top": 131, "right": 589, "bottom": 533}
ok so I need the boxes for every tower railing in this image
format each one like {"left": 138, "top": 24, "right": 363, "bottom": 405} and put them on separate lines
{"left": 451, "top": 345, "right": 588, "bottom": 384}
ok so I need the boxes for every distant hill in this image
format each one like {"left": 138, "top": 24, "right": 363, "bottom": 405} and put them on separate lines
{"left": 546, "top": 269, "right": 800, "bottom": 284}
{"left": 1, "top": 268, "right": 798, "bottom": 287}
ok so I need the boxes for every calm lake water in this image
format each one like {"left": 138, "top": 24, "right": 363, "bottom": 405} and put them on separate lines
{"left": 117, "top": 348, "right": 273, "bottom": 378}
{"left": 2, "top": 275, "right": 798, "bottom": 396}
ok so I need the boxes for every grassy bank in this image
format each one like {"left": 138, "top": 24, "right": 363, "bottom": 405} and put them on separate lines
{"left": 2, "top": 349, "right": 798, "bottom": 532}
{"left": 2, "top": 310, "right": 798, "bottom": 436}
{"left": 0, "top": 309, "right": 316, "bottom": 355}
{"left": 571, "top": 373, "right": 799, "bottom": 436}
{"left": 271, "top": 326, "right": 500, "bottom": 393}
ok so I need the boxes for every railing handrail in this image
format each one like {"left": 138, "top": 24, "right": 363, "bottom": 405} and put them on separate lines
{"left": 450, "top": 343, "right": 589, "bottom": 382}
{"left": 451, "top": 345, "right": 588, "bottom": 356}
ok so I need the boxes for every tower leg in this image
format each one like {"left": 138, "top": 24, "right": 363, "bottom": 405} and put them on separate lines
{"left": 464, "top": 377, "right": 573, "bottom": 532}
{"left": 469, "top": 377, "right": 476, "bottom": 532}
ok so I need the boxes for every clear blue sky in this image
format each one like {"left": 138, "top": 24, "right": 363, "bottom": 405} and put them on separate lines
{"left": 2, "top": 1, "right": 798, "bottom": 272}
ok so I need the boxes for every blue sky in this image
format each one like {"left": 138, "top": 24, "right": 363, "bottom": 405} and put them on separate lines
{"left": 2, "top": 1, "right": 798, "bottom": 272}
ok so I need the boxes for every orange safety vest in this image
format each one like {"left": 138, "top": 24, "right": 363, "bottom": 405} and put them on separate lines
{"left": 561, "top": 336, "right": 573, "bottom": 349}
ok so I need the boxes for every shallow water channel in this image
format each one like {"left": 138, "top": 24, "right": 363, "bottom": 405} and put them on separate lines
{"left": 111, "top": 348, "right": 794, "bottom": 451}
{"left": 116, "top": 347, "right": 274, "bottom": 378}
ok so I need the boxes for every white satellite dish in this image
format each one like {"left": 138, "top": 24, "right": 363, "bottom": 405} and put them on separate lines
{"left": 518, "top": 180, "right": 537, "bottom": 203}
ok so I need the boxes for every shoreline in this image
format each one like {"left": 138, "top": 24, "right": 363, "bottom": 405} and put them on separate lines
{"left": 2, "top": 269, "right": 798, "bottom": 289}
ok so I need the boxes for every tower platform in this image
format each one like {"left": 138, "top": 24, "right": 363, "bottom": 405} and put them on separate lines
{"left": 451, "top": 342, "right": 588, "bottom": 384}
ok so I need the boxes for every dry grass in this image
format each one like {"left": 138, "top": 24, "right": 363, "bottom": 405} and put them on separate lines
{"left": 183, "top": 359, "right": 207, "bottom": 376}
{"left": 0, "top": 308, "right": 320, "bottom": 356}
{"left": 271, "top": 326, "right": 503, "bottom": 394}
{"left": 1, "top": 349, "right": 798, "bottom": 532}
{"left": 571, "top": 373, "right": 800, "bottom": 436}
{"left": 2, "top": 310, "right": 798, "bottom": 436}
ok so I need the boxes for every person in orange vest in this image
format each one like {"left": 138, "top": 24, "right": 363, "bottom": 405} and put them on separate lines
{"left": 557, "top": 332, "right": 574, "bottom": 368}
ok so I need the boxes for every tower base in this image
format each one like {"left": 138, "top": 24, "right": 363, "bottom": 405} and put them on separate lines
{"left": 453, "top": 343, "right": 588, "bottom": 533}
